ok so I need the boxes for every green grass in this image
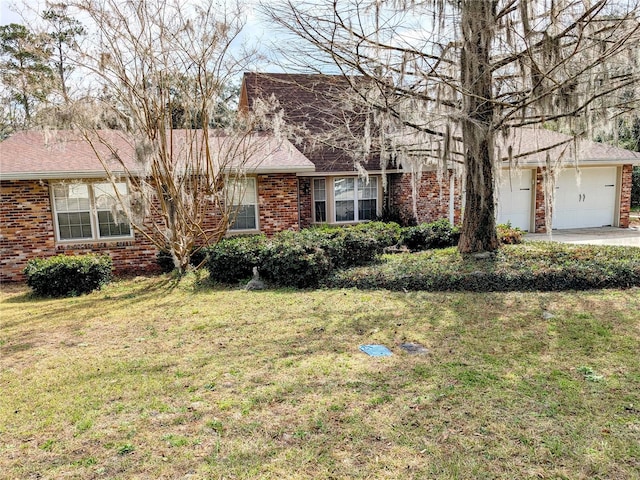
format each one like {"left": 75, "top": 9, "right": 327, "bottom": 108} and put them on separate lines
{"left": 1, "top": 275, "right": 640, "bottom": 479}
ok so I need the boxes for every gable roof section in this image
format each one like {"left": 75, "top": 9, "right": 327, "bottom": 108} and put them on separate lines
{"left": 0, "top": 130, "right": 315, "bottom": 181}
{"left": 241, "top": 72, "right": 381, "bottom": 173}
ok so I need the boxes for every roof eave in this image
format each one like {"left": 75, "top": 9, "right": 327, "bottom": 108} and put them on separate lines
{"left": 0, "top": 170, "right": 131, "bottom": 181}
{"left": 513, "top": 157, "right": 640, "bottom": 167}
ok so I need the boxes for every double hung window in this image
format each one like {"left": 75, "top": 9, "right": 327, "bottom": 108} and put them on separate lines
{"left": 52, "top": 182, "right": 132, "bottom": 241}
{"left": 229, "top": 177, "right": 258, "bottom": 231}
{"left": 313, "top": 178, "right": 327, "bottom": 222}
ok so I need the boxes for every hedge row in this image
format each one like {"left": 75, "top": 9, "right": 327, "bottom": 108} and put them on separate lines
{"left": 324, "top": 243, "right": 640, "bottom": 292}
{"left": 205, "top": 221, "right": 461, "bottom": 288}
{"left": 24, "top": 254, "right": 113, "bottom": 297}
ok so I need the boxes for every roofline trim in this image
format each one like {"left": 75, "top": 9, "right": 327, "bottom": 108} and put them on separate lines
{"left": 297, "top": 169, "right": 403, "bottom": 177}
{"left": 1, "top": 165, "right": 316, "bottom": 181}
{"left": 509, "top": 158, "right": 640, "bottom": 167}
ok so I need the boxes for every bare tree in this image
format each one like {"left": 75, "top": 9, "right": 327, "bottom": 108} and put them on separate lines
{"left": 53, "top": 0, "right": 283, "bottom": 273}
{"left": 263, "top": 0, "right": 640, "bottom": 252}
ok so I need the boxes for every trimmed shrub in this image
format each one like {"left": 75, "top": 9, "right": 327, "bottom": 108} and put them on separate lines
{"left": 497, "top": 222, "right": 525, "bottom": 245}
{"left": 156, "top": 250, "right": 176, "bottom": 273}
{"left": 205, "top": 235, "right": 267, "bottom": 283}
{"left": 260, "top": 234, "right": 331, "bottom": 288}
{"left": 401, "top": 219, "right": 460, "bottom": 251}
{"left": 351, "top": 221, "right": 403, "bottom": 250}
{"left": 296, "top": 222, "right": 401, "bottom": 270}
{"left": 156, "top": 247, "right": 210, "bottom": 273}
{"left": 24, "top": 254, "right": 113, "bottom": 297}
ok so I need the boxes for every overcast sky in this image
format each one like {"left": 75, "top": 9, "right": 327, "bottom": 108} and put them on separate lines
{"left": 0, "top": 0, "right": 294, "bottom": 74}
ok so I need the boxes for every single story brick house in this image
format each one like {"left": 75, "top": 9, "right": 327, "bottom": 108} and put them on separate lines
{"left": 0, "top": 130, "right": 314, "bottom": 282}
{"left": 2, "top": 73, "right": 639, "bottom": 281}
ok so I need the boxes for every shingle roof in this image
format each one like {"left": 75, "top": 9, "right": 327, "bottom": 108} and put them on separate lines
{"left": 242, "top": 73, "right": 640, "bottom": 173}
{"left": 241, "top": 72, "right": 381, "bottom": 173}
{"left": 502, "top": 128, "right": 640, "bottom": 166}
{"left": 0, "top": 129, "right": 315, "bottom": 180}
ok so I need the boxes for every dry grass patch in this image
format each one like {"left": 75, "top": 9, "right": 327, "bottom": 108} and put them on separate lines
{"left": 1, "top": 276, "right": 639, "bottom": 479}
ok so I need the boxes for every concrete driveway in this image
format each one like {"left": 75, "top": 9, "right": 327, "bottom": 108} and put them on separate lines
{"left": 526, "top": 226, "right": 640, "bottom": 247}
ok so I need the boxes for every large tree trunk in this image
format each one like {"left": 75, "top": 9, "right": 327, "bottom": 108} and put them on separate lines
{"left": 457, "top": 0, "right": 499, "bottom": 253}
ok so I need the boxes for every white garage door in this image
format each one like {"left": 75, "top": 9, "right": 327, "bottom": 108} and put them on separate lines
{"left": 553, "top": 167, "right": 617, "bottom": 229}
{"left": 497, "top": 169, "right": 533, "bottom": 231}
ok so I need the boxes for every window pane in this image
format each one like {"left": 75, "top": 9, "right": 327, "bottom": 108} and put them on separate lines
{"left": 315, "top": 201, "right": 326, "bottom": 222}
{"left": 97, "top": 211, "right": 131, "bottom": 237}
{"left": 231, "top": 204, "right": 256, "bottom": 230}
{"left": 358, "top": 177, "right": 377, "bottom": 200}
{"left": 313, "top": 179, "right": 326, "bottom": 201}
{"left": 313, "top": 179, "right": 326, "bottom": 222}
{"left": 336, "top": 200, "right": 354, "bottom": 222}
{"left": 228, "top": 177, "right": 257, "bottom": 205}
{"left": 53, "top": 184, "right": 90, "bottom": 212}
{"left": 229, "top": 178, "right": 257, "bottom": 230}
{"left": 57, "top": 212, "right": 92, "bottom": 240}
{"left": 334, "top": 178, "right": 354, "bottom": 201}
{"left": 94, "top": 182, "right": 127, "bottom": 210}
{"left": 358, "top": 199, "right": 377, "bottom": 221}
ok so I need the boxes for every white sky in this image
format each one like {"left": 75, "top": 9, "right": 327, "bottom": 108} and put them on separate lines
{"left": 0, "top": 0, "right": 291, "bottom": 74}
{"left": 0, "top": 0, "right": 21, "bottom": 25}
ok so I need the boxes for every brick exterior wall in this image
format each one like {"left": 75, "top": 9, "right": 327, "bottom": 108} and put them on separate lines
{"left": 534, "top": 167, "right": 549, "bottom": 233}
{"left": 1, "top": 175, "right": 303, "bottom": 282}
{"left": 298, "top": 177, "right": 312, "bottom": 229}
{"left": 1, "top": 180, "right": 57, "bottom": 281}
{"left": 388, "top": 171, "right": 461, "bottom": 225}
{"left": 1, "top": 179, "right": 161, "bottom": 282}
{"left": 257, "top": 173, "right": 300, "bottom": 235}
{"left": 619, "top": 164, "right": 632, "bottom": 228}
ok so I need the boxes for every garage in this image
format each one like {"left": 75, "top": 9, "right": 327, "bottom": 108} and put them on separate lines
{"left": 553, "top": 167, "right": 618, "bottom": 229}
{"left": 497, "top": 169, "right": 533, "bottom": 231}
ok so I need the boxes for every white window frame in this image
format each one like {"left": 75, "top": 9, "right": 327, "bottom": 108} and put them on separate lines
{"left": 228, "top": 177, "right": 259, "bottom": 232}
{"left": 51, "top": 181, "right": 134, "bottom": 243}
{"left": 311, "top": 176, "right": 380, "bottom": 224}
{"left": 313, "top": 178, "right": 327, "bottom": 223}
{"left": 334, "top": 176, "right": 379, "bottom": 223}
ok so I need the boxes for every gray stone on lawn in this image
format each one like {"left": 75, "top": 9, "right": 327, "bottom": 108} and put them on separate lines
{"left": 400, "top": 342, "right": 429, "bottom": 355}
{"left": 542, "top": 311, "right": 555, "bottom": 320}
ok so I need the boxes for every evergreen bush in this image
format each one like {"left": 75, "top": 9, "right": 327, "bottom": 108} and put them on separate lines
{"left": 204, "top": 235, "right": 267, "bottom": 283}
{"left": 401, "top": 219, "right": 460, "bottom": 251}
{"left": 156, "top": 247, "right": 210, "bottom": 273}
{"left": 324, "top": 244, "right": 640, "bottom": 292}
{"left": 260, "top": 235, "right": 331, "bottom": 288}
{"left": 24, "top": 254, "right": 113, "bottom": 297}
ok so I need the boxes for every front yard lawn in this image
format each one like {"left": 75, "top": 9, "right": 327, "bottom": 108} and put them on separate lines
{"left": 1, "top": 276, "right": 639, "bottom": 479}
